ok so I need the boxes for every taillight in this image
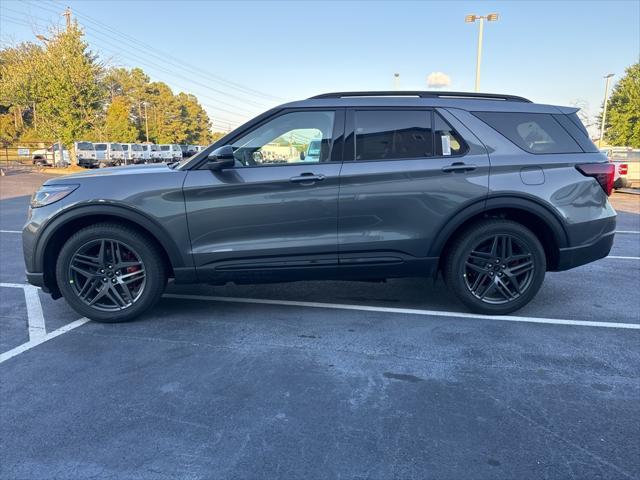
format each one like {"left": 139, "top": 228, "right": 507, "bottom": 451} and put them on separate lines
{"left": 576, "top": 163, "right": 615, "bottom": 196}
{"left": 619, "top": 164, "right": 628, "bottom": 175}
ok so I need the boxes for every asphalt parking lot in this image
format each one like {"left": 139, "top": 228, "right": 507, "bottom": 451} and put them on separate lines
{"left": 1, "top": 172, "right": 639, "bottom": 479}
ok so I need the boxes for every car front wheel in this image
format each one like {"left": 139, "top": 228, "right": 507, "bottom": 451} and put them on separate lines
{"left": 444, "top": 219, "right": 546, "bottom": 315}
{"left": 56, "top": 223, "right": 166, "bottom": 322}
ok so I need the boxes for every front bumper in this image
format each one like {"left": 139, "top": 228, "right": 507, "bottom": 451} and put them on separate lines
{"left": 26, "top": 271, "right": 46, "bottom": 290}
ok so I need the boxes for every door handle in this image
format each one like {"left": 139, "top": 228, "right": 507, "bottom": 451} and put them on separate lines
{"left": 289, "top": 173, "right": 326, "bottom": 183}
{"left": 441, "top": 162, "right": 477, "bottom": 173}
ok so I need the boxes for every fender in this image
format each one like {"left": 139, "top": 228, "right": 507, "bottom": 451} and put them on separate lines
{"left": 33, "top": 203, "right": 190, "bottom": 273}
{"left": 428, "top": 193, "right": 569, "bottom": 258}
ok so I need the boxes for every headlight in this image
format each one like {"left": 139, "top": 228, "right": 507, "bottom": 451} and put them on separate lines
{"left": 30, "top": 184, "right": 78, "bottom": 208}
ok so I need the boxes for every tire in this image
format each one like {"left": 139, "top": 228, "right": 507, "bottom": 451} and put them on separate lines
{"left": 444, "top": 219, "right": 546, "bottom": 315}
{"left": 56, "top": 223, "right": 166, "bottom": 322}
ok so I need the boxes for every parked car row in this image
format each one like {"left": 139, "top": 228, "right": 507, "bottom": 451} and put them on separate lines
{"left": 600, "top": 147, "right": 640, "bottom": 188}
{"left": 31, "top": 142, "right": 207, "bottom": 168}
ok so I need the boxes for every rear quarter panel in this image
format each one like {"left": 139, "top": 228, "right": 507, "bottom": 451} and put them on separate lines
{"left": 447, "top": 108, "right": 616, "bottom": 247}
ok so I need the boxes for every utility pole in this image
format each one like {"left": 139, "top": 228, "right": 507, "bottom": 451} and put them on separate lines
{"left": 465, "top": 13, "right": 499, "bottom": 92}
{"left": 599, "top": 73, "right": 615, "bottom": 147}
{"left": 62, "top": 7, "right": 72, "bottom": 30}
{"left": 143, "top": 102, "right": 150, "bottom": 143}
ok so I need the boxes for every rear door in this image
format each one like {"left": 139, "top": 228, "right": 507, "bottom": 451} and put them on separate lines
{"left": 183, "top": 108, "right": 345, "bottom": 283}
{"left": 337, "top": 107, "right": 490, "bottom": 277}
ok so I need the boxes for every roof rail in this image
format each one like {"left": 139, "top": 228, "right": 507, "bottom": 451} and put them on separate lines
{"left": 309, "top": 91, "right": 532, "bottom": 103}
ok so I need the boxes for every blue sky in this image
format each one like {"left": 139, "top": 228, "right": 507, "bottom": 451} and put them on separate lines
{"left": 2, "top": 0, "right": 638, "bottom": 132}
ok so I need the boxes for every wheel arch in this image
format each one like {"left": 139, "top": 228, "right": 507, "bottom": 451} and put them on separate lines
{"left": 36, "top": 204, "right": 185, "bottom": 298}
{"left": 431, "top": 195, "right": 569, "bottom": 271}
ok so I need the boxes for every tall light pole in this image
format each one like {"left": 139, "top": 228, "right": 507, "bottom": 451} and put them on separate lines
{"left": 465, "top": 13, "right": 499, "bottom": 92}
{"left": 393, "top": 73, "right": 400, "bottom": 90}
{"left": 599, "top": 73, "right": 615, "bottom": 147}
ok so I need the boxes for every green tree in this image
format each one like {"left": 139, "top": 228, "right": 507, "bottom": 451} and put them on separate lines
{"left": 604, "top": 63, "right": 640, "bottom": 148}
{"left": 105, "top": 96, "right": 137, "bottom": 142}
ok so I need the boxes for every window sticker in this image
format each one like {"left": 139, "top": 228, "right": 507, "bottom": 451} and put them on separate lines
{"left": 441, "top": 135, "right": 451, "bottom": 156}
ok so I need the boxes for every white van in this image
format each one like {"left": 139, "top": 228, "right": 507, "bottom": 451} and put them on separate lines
{"left": 170, "top": 144, "right": 183, "bottom": 161}
{"left": 92, "top": 143, "right": 119, "bottom": 167}
{"left": 122, "top": 143, "right": 145, "bottom": 164}
{"left": 158, "top": 144, "right": 174, "bottom": 162}
{"left": 74, "top": 142, "right": 97, "bottom": 168}
{"left": 108, "top": 143, "right": 125, "bottom": 164}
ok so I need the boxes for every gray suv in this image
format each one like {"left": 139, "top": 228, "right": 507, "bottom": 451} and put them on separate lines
{"left": 23, "top": 91, "right": 616, "bottom": 322}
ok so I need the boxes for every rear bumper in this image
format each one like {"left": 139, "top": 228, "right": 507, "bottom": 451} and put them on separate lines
{"left": 556, "top": 231, "right": 615, "bottom": 271}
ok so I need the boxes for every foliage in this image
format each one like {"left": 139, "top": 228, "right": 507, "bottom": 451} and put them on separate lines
{"left": 604, "top": 63, "right": 640, "bottom": 148}
{"left": 0, "top": 23, "right": 214, "bottom": 154}
{"left": 105, "top": 96, "right": 137, "bottom": 142}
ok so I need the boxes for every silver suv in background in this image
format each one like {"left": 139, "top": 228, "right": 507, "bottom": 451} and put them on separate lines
{"left": 23, "top": 91, "right": 616, "bottom": 323}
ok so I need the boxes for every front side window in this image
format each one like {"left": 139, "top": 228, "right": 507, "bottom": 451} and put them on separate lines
{"left": 355, "top": 110, "right": 433, "bottom": 161}
{"left": 473, "top": 111, "right": 582, "bottom": 154}
{"left": 232, "top": 110, "right": 335, "bottom": 167}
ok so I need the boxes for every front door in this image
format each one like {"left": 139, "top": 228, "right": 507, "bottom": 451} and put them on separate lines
{"left": 183, "top": 109, "right": 344, "bottom": 283}
{"left": 338, "top": 107, "right": 490, "bottom": 278}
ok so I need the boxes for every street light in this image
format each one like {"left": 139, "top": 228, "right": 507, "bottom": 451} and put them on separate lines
{"left": 599, "top": 73, "right": 615, "bottom": 147}
{"left": 465, "top": 13, "right": 499, "bottom": 92}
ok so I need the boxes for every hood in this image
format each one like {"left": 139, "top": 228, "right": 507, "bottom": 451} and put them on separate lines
{"left": 44, "top": 163, "right": 175, "bottom": 185}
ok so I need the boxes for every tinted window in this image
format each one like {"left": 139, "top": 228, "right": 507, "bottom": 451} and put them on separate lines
{"left": 232, "top": 110, "right": 335, "bottom": 166}
{"left": 434, "top": 112, "right": 467, "bottom": 156}
{"left": 160, "top": 145, "right": 170, "bottom": 151}
{"left": 95, "top": 144, "right": 107, "bottom": 151}
{"left": 110, "top": 143, "right": 123, "bottom": 151}
{"left": 355, "top": 110, "right": 432, "bottom": 161}
{"left": 473, "top": 112, "right": 582, "bottom": 154}
{"left": 76, "top": 142, "right": 93, "bottom": 150}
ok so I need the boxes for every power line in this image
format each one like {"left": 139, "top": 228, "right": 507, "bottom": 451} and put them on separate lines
{"left": 2, "top": 6, "right": 255, "bottom": 126}
{"left": 38, "top": 0, "right": 283, "bottom": 103}
{"left": 21, "top": 1, "right": 275, "bottom": 119}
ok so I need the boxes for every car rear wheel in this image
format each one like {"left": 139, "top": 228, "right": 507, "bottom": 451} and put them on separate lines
{"left": 444, "top": 220, "right": 546, "bottom": 315}
{"left": 56, "top": 223, "right": 166, "bottom": 322}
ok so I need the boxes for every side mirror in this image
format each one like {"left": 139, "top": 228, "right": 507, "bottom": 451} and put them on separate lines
{"left": 206, "top": 145, "right": 235, "bottom": 170}
{"left": 299, "top": 151, "right": 305, "bottom": 161}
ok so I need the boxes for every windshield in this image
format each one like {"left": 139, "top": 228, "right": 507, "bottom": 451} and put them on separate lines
{"left": 122, "top": 144, "right": 129, "bottom": 151}
{"left": 110, "top": 144, "right": 123, "bottom": 151}
{"left": 77, "top": 142, "right": 94, "bottom": 151}
{"left": 160, "top": 145, "right": 170, "bottom": 151}
{"left": 95, "top": 144, "right": 107, "bottom": 151}
{"left": 132, "top": 144, "right": 143, "bottom": 151}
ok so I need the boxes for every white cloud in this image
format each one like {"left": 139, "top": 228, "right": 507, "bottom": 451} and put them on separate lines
{"left": 427, "top": 72, "right": 451, "bottom": 88}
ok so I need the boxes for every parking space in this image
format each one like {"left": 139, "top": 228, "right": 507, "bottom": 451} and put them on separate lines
{"left": 1, "top": 172, "right": 639, "bottom": 479}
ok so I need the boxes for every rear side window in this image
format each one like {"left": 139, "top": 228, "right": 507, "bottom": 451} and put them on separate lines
{"left": 473, "top": 112, "right": 582, "bottom": 154}
{"left": 434, "top": 112, "right": 467, "bottom": 156}
{"left": 355, "top": 110, "right": 433, "bottom": 161}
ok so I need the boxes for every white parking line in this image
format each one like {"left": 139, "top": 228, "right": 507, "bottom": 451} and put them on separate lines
{"left": 0, "top": 230, "right": 21, "bottom": 233}
{"left": 162, "top": 293, "right": 640, "bottom": 330}
{"left": 0, "top": 318, "right": 90, "bottom": 364}
{"left": 607, "top": 256, "right": 640, "bottom": 260}
{"left": 615, "top": 230, "right": 640, "bottom": 234}
{"left": 23, "top": 285, "right": 46, "bottom": 340}
{"left": 0, "top": 282, "right": 90, "bottom": 364}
